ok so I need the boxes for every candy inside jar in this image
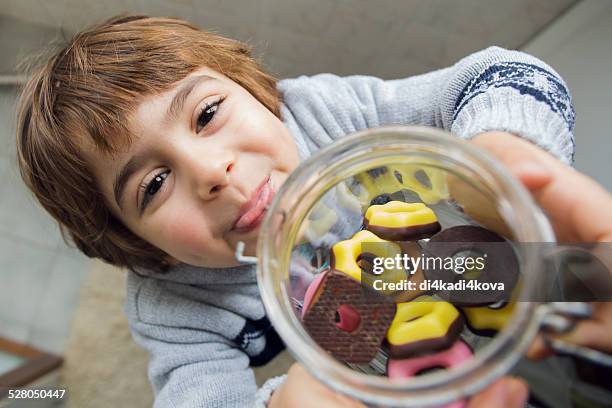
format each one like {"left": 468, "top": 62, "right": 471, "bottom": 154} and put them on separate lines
{"left": 295, "top": 169, "right": 520, "bottom": 402}
{"left": 257, "top": 126, "right": 553, "bottom": 407}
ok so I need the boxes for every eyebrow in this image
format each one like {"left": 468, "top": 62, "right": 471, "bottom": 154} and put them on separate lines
{"left": 166, "top": 74, "right": 214, "bottom": 123}
{"left": 112, "top": 75, "right": 214, "bottom": 211}
{"left": 113, "top": 152, "right": 148, "bottom": 211}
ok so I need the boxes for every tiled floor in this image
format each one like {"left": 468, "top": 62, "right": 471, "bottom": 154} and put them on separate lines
{"left": 0, "top": 86, "right": 91, "bottom": 355}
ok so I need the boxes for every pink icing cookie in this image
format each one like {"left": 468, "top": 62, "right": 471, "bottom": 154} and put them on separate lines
{"left": 387, "top": 340, "right": 472, "bottom": 408}
{"left": 301, "top": 271, "right": 328, "bottom": 318}
{"left": 387, "top": 339, "right": 472, "bottom": 377}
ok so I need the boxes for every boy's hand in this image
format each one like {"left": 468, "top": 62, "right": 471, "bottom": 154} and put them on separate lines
{"left": 269, "top": 363, "right": 528, "bottom": 407}
{"left": 470, "top": 131, "right": 612, "bottom": 358}
{"left": 468, "top": 377, "right": 528, "bottom": 408}
{"left": 470, "top": 131, "right": 612, "bottom": 242}
{"left": 268, "top": 363, "right": 367, "bottom": 407}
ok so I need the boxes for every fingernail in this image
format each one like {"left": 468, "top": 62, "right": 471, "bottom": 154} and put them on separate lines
{"left": 508, "top": 161, "right": 553, "bottom": 190}
{"left": 509, "top": 161, "right": 550, "bottom": 176}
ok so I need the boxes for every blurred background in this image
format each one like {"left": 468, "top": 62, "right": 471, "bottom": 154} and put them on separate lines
{"left": 0, "top": 0, "right": 611, "bottom": 407}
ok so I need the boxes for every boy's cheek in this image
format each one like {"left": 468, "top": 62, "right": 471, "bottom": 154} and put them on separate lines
{"left": 156, "top": 212, "right": 217, "bottom": 264}
{"left": 244, "top": 125, "right": 294, "bottom": 159}
{"left": 232, "top": 108, "right": 298, "bottom": 169}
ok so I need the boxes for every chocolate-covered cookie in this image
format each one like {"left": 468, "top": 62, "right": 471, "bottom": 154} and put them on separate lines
{"left": 385, "top": 296, "right": 464, "bottom": 359}
{"left": 302, "top": 270, "right": 396, "bottom": 364}
{"left": 461, "top": 301, "right": 515, "bottom": 337}
{"left": 422, "top": 225, "right": 519, "bottom": 306}
{"left": 364, "top": 201, "right": 441, "bottom": 241}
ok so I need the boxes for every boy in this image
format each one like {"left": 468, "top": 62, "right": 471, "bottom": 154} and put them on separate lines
{"left": 16, "top": 15, "right": 577, "bottom": 407}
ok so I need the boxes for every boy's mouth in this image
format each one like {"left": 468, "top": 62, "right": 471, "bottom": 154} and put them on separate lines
{"left": 231, "top": 176, "right": 274, "bottom": 233}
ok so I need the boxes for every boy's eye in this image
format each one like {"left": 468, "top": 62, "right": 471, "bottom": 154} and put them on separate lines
{"left": 140, "top": 169, "right": 171, "bottom": 212}
{"left": 196, "top": 97, "right": 224, "bottom": 133}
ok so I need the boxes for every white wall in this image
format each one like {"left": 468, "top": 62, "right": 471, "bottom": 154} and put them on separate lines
{"left": 523, "top": 0, "right": 612, "bottom": 190}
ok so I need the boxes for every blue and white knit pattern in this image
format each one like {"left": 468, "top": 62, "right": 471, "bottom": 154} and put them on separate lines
{"left": 454, "top": 61, "right": 575, "bottom": 131}
{"left": 235, "top": 316, "right": 285, "bottom": 366}
{"left": 440, "top": 48, "right": 576, "bottom": 164}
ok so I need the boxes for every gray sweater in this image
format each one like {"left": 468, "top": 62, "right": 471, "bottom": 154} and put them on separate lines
{"left": 124, "top": 47, "right": 575, "bottom": 408}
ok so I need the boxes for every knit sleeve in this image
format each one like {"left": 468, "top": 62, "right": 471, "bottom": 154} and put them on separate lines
{"left": 254, "top": 375, "right": 287, "bottom": 407}
{"left": 278, "top": 46, "right": 575, "bottom": 164}
{"left": 129, "top": 320, "right": 258, "bottom": 408}
{"left": 124, "top": 275, "right": 284, "bottom": 408}
{"left": 443, "top": 47, "right": 575, "bottom": 164}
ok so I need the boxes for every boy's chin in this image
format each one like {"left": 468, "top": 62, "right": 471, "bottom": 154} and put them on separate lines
{"left": 166, "top": 237, "right": 261, "bottom": 269}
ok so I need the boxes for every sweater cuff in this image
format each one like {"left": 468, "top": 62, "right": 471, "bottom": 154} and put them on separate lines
{"left": 254, "top": 374, "right": 287, "bottom": 407}
{"left": 450, "top": 86, "right": 575, "bottom": 165}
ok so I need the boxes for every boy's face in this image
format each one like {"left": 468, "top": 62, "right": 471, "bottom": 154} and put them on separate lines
{"left": 83, "top": 67, "right": 300, "bottom": 268}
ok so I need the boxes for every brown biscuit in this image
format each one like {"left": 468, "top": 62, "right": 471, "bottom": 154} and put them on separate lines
{"left": 302, "top": 269, "right": 396, "bottom": 364}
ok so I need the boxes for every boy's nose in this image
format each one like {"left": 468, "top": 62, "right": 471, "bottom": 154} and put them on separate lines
{"left": 187, "top": 150, "right": 234, "bottom": 200}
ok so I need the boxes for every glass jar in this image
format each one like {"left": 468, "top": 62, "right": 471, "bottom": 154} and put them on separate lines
{"left": 255, "top": 126, "right": 570, "bottom": 407}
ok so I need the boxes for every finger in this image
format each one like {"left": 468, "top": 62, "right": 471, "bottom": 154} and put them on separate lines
{"left": 554, "top": 319, "right": 612, "bottom": 354}
{"left": 487, "top": 156, "right": 562, "bottom": 205}
{"left": 468, "top": 377, "right": 528, "bottom": 408}
{"left": 472, "top": 132, "right": 612, "bottom": 242}
{"left": 329, "top": 393, "right": 369, "bottom": 408}
{"left": 506, "top": 161, "right": 553, "bottom": 191}
{"left": 526, "top": 334, "right": 555, "bottom": 360}
{"left": 290, "top": 363, "right": 368, "bottom": 407}
{"left": 535, "top": 169, "right": 612, "bottom": 242}
{"left": 470, "top": 132, "right": 563, "bottom": 173}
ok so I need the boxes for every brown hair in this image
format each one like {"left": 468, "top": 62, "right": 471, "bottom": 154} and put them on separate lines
{"left": 16, "top": 15, "right": 281, "bottom": 274}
